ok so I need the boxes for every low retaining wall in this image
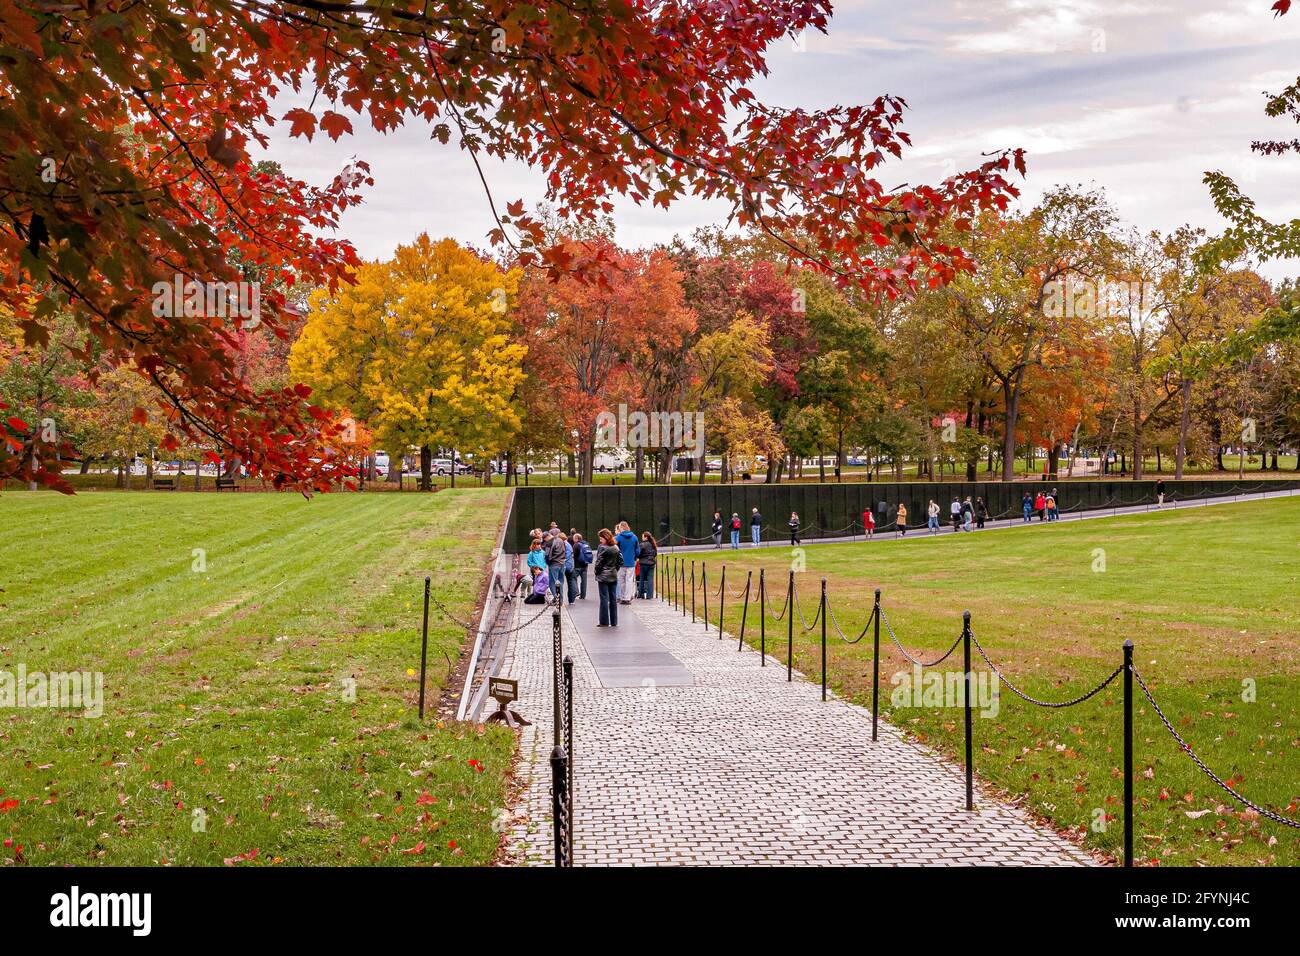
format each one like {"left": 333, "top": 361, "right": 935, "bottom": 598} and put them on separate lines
{"left": 503, "top": 478, "right": 1300, "bottom": 552}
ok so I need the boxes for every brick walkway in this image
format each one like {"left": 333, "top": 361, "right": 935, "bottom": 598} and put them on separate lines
{"left": 501, "top": 594, "right": 1096, "bottom": 866}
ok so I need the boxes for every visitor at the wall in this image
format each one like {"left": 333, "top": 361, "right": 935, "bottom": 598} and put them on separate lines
{"left": 750, "top": 508, "right": 762, "bottom": 546}
{"left": 571, "top": 533, "right": 592, "bottom": 601}
{"left": 594, "top": 529, "right": 622, "bottom": 627}
{"left": 1156, "top": 479, "right": 1166, "bottom": 507}
{"left": 863, "top": 507, "right": 875, "bottom": 539}
{"left": 730, "top": 512, "right": 742, "bottom": 549}
{"left": 961, "top": 496, "right": 973, "bottom": 531}
{"left": 637, "top": 532, "right": 658, "bottom": 599}
{"left": 974, "top": 497, "right": 987, "bottom": 529}
{"left": 950, "top": 496, "right": 962, "bottom": 531}
{"left": 546, "top": 529, "right": 566, "bottom": 599}
{"left": 562, "top": 534, "right": 577, "bottom": 604}
{"left": 615, "top": 522, "right": 639, "bottom": 605}
{"left": 523, "top": 565, "right": 550, "bottom": 605}
{"left": 788, "top": 511, "right": 800, "bottom": 546}
{"left": 712, "top": 511, "right": 723, "bottom": 548}
{"left": 927, "top": 499, "right": 940, "bottom": 534}
{"left": 1034, "top": 491, "right": 1047, "bottom": 521}
{"left": 1022, "top": 492, "right": 1033, "bottom": 523}
{"left": 896, "top": 502, "right": 908, "bottom": 536}
{"left": 527, "top": 537, "right": 547, "bottom": 571}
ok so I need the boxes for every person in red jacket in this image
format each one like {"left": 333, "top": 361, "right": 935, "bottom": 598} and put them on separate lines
{"left": 1034, "top": 491, "right": 1046, "bottom": 521}
{"left": 862, "top": 508, "right": 875, "bottom": 539}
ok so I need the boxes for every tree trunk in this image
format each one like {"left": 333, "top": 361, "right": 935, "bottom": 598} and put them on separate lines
{"left": 1174, "top": 378, "right": 1191, "bottom": 479}
{"left": 634, "top": 447, "right": 645, "bottom": 484}
{"left": 1000, "top": 374, "right": 1023, "bottom": 481}
{"left": 419, "top": 445, "right": 432, "bottom": 491}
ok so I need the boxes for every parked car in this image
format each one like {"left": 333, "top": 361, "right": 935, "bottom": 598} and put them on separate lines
{"left": 431, "top": 458, "right": 469, "bottom": 476}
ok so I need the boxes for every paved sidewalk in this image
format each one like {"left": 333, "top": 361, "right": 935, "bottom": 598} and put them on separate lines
{"left": 501, "top": 593, "right": 1096, "bottom": 866}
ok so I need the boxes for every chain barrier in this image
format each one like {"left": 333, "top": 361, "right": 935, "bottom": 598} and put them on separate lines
{"left": 792, "top": 584, "right": 823, "bottom": 632}
{"left": 1130, "top": 665, "right": 1300, "bottom": 831}
{"left": 427, "top": 589, "right": 557, "bottom": 637}
{"left": 827, "top": 599, "right": 874, "bottom": 645}
{"left": 878, "top": 607, "right": 962, "bottom": 667}
{"left": 969, "top": 629, "right": 1123, "bottom": 708}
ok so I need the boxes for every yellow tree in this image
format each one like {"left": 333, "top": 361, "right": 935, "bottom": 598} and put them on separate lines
{"left": 291, "top": 235, "right": 525, "bottom": 489}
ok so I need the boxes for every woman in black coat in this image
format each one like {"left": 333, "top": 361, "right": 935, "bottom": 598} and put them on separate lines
{"left": 593, "top": 528, "right": 622, "bottom": 627}
{"left": 636, "top": 532, "right": 658, "bottom": 599}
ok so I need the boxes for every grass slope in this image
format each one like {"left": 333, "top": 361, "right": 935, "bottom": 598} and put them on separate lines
{"left": 0, "top": 489, "right": 511, "bottom": 866}
{"left": 681, "top": 497, "right": 1300, "bottom": 866}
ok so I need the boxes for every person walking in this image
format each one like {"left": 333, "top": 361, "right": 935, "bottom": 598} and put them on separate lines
{"left": 788, "top": 511, "right": 800, "bottom": 546}
{"left": 863, "top": 507, "right": 875, "bottom": 539}
{"left": 750, "top": 507, "right": 762, "bottom": 546}
{"left": 571, "top": 532, "right": 592, "bottom": 600}
{"left": 637, "top": 532, "right": 658, "bottom": 599}
{"left": 1045, "top": 491, "right": 1058, "bottom": 522}
{"left": 927, "top": 499, "right": 940, "bottom": 534}
{"left": 896, "top": 502, "right": 908, "bottom": 536}
{"left": 1022, "top": 492, "right": 1033, "bottom": 523}
{"left": 614, "top": 521, "right": 639, "bottom": 604}
{"left": 1034, "top": 491, "right": 1046, "bottom": 522}
{"left": 1156, "top": 479, "right": 1165, "bottom": 507}
{"left": 950, "top": 497, "right": 962, "bottom": 532}
{"left": 711, "top": 511, "right": 723, "bottom": 548}
{"left": 1049, "top": 487, "right": 1060, "bottom": 521}
{"left": 729, "top": 512, "right": 741, "bottom": 549}
{"left": 593, "top": 529, "right": 621, "bottom": 626}
{"left": 974, "top": 497, "right": 987, "bottom": 529}
{"left": 961, "top": 496, "right": 973, "bottom": 532}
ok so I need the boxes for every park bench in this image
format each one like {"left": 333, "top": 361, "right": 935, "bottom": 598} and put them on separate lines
{"left": 214, "top": 476, "right": 238, "bottom": 491}
{"left": 151, "top": 477, "right": 176, "bottom": 490}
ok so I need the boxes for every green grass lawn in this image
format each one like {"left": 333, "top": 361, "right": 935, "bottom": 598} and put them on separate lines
{"left": 674, "top": 497, "right": 1300, "bottom": 866}
{"left": 0, "top": 488, "right": 513, "bottom": 866}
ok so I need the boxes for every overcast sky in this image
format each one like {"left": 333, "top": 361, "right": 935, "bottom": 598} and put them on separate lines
{"left": 259, "top": 0, "right": 1300, "bottom": 281}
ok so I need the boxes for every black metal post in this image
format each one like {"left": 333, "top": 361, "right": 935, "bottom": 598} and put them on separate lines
{"left": 787, "top": 570, "right": 794, "bottom": 682}
{"left": 550, "top": 744, "right": 569, "bottom": 867}
{"left": 564, "top": 654, "right": 574, "bottom": 854}
{"left": 963, "top": 609, "right": 973, "bottom": 811}
{"left": 1123, "top": 639, "right": 1134, "bottom": 868}
{"left": 759, "top": 568, "right": 766, "bottom": 666}
{"left": 820, "top": 578, "right": 827, "bottom": 701}
{"left": 871, "top": 588, "right": 881, "bottom": 742}
{"left": 552, "top": 608, "right": 562, "bottom": 745}
{"left": 418, "top": 576, "right": 431, "bottom": 719}
{"left": 718, "top": 565, "right": 726, "bottom": 640}
{"left": 690, "top": 560, "right": 696, "bottom": 623}
{"left": 702, "top": 563, "right": 709, "bottom": 631}
{"left": 737, "top": 571, "right": 752, "bottom": 651}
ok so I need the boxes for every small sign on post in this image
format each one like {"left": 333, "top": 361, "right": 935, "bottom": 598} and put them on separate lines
{"left": 485, "top": 676, "right": 529, "bottom": 728}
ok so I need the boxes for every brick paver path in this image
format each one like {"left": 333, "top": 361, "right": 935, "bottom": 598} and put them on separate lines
{"left": 501, "top": 594, "right": 1096, "bottom": 866}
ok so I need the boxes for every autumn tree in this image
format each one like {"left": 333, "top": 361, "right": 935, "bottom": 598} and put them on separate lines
{"left": 0, "top": 1, "right": 1023, "bottom": 493}
{"left": 290, "top": 235, "right": 525, "bottom": 490}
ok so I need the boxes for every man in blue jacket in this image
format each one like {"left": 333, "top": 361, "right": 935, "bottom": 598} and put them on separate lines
{"left": 614, "top": 522, "right": 639, "bottom": 604}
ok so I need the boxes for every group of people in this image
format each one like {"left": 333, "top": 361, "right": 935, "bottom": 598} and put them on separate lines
{"left": 1021, "top": 489, "right": 1060, "bottom": 522}
{"left": 520, "top": 520, "right": 660, "bottom": 628}
{"left": 921, "top": 496, "right": 989, "bottom": 534}
{"left": 709, "top": 509, "right": 811, "bottom": 548}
